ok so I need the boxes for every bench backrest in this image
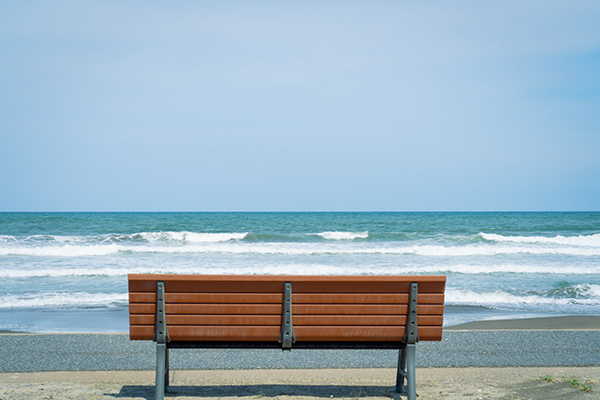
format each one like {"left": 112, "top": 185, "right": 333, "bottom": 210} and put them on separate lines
{"left": 128, "top": 274, "right": 446, "bottom": 343}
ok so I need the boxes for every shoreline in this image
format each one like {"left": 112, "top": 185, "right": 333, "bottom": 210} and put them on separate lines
{"left": 2, "top": 314, "right": 600, "bottom": 335}
{"left": 444, "top": 314, "right": 600, "bottom": 331}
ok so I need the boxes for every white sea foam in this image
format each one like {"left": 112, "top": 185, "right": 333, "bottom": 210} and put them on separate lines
{"left": 0, "top": 235, "right": 19, "bottom": 243}
{"left": 480, "top": 232, "right": 600, "bottom": 246}
{"left": 0, "top": 244, "right": 124, "bottom": 257}
{"left": 312, "top": 231, "right": 369, "bottom": 240}
{"left": 411, "top": 263, "right": 600, "bottom": 275}
{"left": 403, "top": 244, "right": 600, "bottom": 256}
{"left": 0, "top": 267, "right": 154, "bottom": 278}
{"left": 139, "top": 231, "right": 248, "bottom": 243}
{"left": 0, "top": 262, "right": 381, "bottom": 278}
{"left": 0, "top": 231, "right": 248, "bottom": 247}
{"left": 7, "top": 244, "right": 226, "bottom": 257}
{"left": 589, "top": 284, "right": 600, "bottom": 298}
{"left": 446, "top": 285, "right": 600, "bottom": 308}
{"left": 3, "top": 241, "right": 600, "bottom": 257}
{"left": 0, "top": 292, "right": 128, "bottom": 308}
{"left": 3, "top": 261, "right": 597, "bottom": 279}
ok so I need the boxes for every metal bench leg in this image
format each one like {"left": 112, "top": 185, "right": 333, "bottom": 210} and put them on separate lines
{"left": 156, "top": 343, "right": 167, "bottom": 400}
{"left": 165, "top": 346, "right": 170, "bottom": 389}
{"left": 396, "top": 282, "right": 419, "bottom": 399}
{"left": 154, "top": 280, "right": 170, "bottom": 399}
{"left": 405, "top": 343, "right": 416, "bottom": 400}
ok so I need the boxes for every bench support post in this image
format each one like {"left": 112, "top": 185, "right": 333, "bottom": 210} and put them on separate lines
{"left": 153, "top": 281, "right": 170, "bottom": 400}
{"left": 278, "top": 282, "right": 296, "bottom": 350}
{"left": 156, "top": 344, "right": 167, "bottom": 400}
{"left": 396, "top": 282, "right": 418, "bottom": 400}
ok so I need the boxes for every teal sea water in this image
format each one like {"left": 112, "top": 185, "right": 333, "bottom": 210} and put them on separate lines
{"left": 1, "top": 212, "right": 599, "bottom": 332}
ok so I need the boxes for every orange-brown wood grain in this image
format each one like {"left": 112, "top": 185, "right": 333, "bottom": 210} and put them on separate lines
{"left": 129, "top": 314, "right": 443, "bottom": 327}
{"left": 129, "top": 303, "right": 282, "bottom": 315}
{"left": 127, "top": 274, "right": 446, "bottom": 343}
{"left": 293, "top": 304, "right": 444, "bottom": 315}
{"left": 128, "top": 274, "right": 446, "bottom": 294}
{"left": 128, "top": 292, "right": 444, "bottom": 305}
{"left": 130, "top": 314, "right": 282, "bottom": 326}
{"left": 129, "top": 292, "right": 283, "bottom": 304}
{"left": 129, "top": 325, "right": 281, "bottom": 341}
{"left": 293, "top": 293, "right": 444, "bottom": 304}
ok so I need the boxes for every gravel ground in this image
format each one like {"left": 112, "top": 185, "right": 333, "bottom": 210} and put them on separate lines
{"left": 2, "top": 330, "right": 599, "bottom": 373}
{"left": 2, "top": 330, "right": 600, "bottom": 399}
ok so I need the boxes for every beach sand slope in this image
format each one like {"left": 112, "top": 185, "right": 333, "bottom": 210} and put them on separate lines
{"left": 1, "top": 367, "right": 599, "bottom": 400}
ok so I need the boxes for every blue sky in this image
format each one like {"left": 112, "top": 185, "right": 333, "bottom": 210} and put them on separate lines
{"left": 1, "top": 1, "right": 599, "bottom": 211}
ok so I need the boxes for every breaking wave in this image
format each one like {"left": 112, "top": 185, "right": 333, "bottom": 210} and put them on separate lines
{"left": 446, "top": 284, "right": 600, "bottom": 312}
{"left": 2, "top": 262, "right": 598, "bottom": 279}
{"left": 3, "top": 242, "right": 600, "bottom": 257}
{"left": 311, "top": 231, "right": 369, "bottom": 240}
{"left": 0, "top": 292, "right": 128, "bottom": 309}
{"left": 479, "top": 232, "right": 600, "bottom": 247}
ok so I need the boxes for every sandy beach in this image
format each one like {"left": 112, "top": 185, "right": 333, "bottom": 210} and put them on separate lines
{"left": 1, "top": 316, "right": 599, "bottom": 400}
{"left": 1, "top": 366, "right": 599, "bottom": 399}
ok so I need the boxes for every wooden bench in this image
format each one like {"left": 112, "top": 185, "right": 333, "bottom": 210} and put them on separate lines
{"left": 128, "top": 274, "right": 446, "bottom": 400}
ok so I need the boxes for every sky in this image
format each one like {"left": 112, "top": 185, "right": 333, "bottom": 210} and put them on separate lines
{"left": 1, "top": 1, "right": 599, "bottom": 212}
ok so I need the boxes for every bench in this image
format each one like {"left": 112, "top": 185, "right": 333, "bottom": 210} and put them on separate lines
{"left": 128, "top": 274, "right": 446, "bottom": 400}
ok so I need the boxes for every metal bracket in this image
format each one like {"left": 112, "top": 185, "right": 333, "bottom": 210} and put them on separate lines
{"left": 153, "top": 281, "right": 170, "bottom": 344}
{"left": 403, "top": 282, "right": 419, "bottom": 344}
{"left": 278, "top": 282, "right": 296, "bottom": 350}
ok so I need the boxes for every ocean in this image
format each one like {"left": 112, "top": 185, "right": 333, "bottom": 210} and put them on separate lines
{"left": 1, "top": 212, "right": 599, "bottom": 333}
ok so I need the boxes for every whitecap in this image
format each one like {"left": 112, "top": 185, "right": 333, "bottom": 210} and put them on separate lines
{"left": 479, "top": 232, "right": 600, "bottom": 247}
{"left": 446, "top": 287, "right": 600, "bottom": 308}
{"left": 4, "top": 240, "right": 600, "bottom": 257}
{"left": 312, "top": 231, "right": 369, "bottom": 240}
{"left": 0, "top": 244, "right": 124, "bottom": 257}
{"left": 0, "top": 292, "right": 128, "bottom": 309}
{"left": 137, "top": 231, "right": 248, "bottom": 243}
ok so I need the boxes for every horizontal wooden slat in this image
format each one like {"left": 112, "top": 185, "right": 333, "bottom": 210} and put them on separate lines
{"left": 293, "top": 293, "right": 444, "bottom": 305}
{"left": 294, "top": 326, "right": 443, "bottom": 341}
{"left": 129, "top": 303, "right": 443, "bottom": 316}
{"left": 128, "top": 274, "right": 446, "bottom": 294}
{"left": 130, "top": 314, "right": 443, "bottom": 327}
{"left": 130, "top": 314, "right": 282, "bottom": 326}
{"left": 129, "top": 280, "right": 282, "bottom": 294}
{"left": 130, "top": 325, "right": 281, "bottom": 341}
{"left": 294, "top": 304, "right": 444, "bottom": 315}
{"left": 129, "top": 325, "right": 443, "bottom": 341}
{"left": 294, "top": 315, "right": 443, "bottom": 326}
{"left": 129, "top": 303, "right": 282, "bottom": 315}
{"left": 291, "top": 281, "right": 445, "bottom": 294}
{"left": 416, "top": 294, "right": 445, "bottom": 304}
{"left": 129, "top": 292, "right": 283, "bottom": 304}
{"left": 129, "top": 292, "right": 444, "bottom": 305}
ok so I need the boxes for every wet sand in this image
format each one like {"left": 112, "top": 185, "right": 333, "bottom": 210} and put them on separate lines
{"left": 444, "top": 315, "right": 600, "bottom": 331}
